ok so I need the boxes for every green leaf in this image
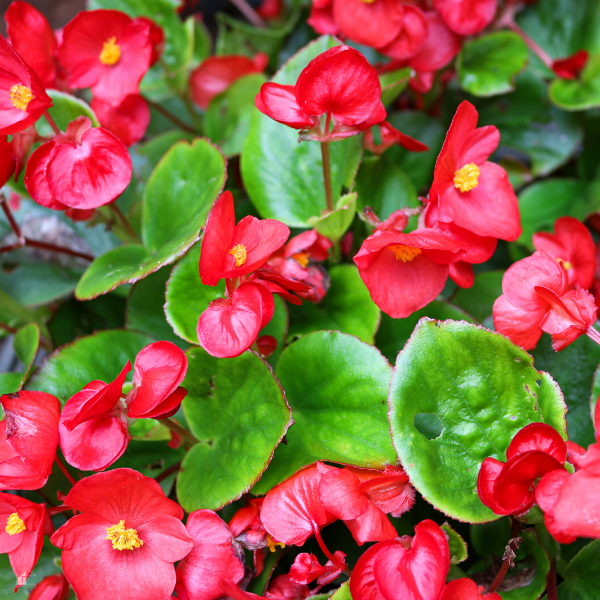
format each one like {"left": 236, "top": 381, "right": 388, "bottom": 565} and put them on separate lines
{"left": 135, "top": 130, "right": 196, "bottom": 182}
{"left": 379, "top": 67, "right": 411, "bottom": 107}
{"left": 307, "top": 193, "right": 357, "bottom": 242}
{"left": 28, "top": 329, "right": 153, "bottom": 402}
{"left": 375, "top": 301, "right": 475, "bottom": 363}
{"left": 550, "top": 54, "right": 600, "bottom": 111}
{"left": 205, "top": 73, "right": 267, "bottom": 157}
{"left": 354, "top": 156, "right": 418, "bottom": 222}
{"left": 331, "top": 582, "right": 352, "bottom": 600}
{"left": 37, "top": 90, "right": 99, "bottom": 137}
{"left": 532, "top": 332, "right": 600, "bottom": 447}
{"left": 252, "top": 331, "right": 396, "bottom": 494}
{"left": 14, "top": 323, "right": 39, "bottom": 381}
{"left": 441, "top": 523, "right": 468, "bottom": 565}
{"left": 241, "top": 36, "right": 363, "bottom": 227}
{"left": 0, "top": 288, "right": 50, "bottom": 341}
{"left": 517, "top": 179, "right": 593, "bottom": 250}
{"left": 127, "top": 267, "right": 186, "bottom": 347}
{"left": 457, "top": 32, "right": 528, "bottom": 97}
{"left": 76, "top": 139, "right": 226, "bottom": 299}
{"left": 288, "top": 265, "right": 380, "bottom": 344}
{"left": 176, "top": 347, "right": 292, "bottom": 511}
{"left": 557, "top": 539, "right": 600, "bottom": 599}
{"left": 453, "top": 271, "right": 504, "bottom": 323}
{"left": 388, "top": 320, "right": 567, "bottom": 522}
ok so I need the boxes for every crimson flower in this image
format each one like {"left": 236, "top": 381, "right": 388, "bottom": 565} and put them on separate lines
{"left": 1, "top": 125, "right": 37, "bottom": 185}
{"left": 364, "top": 121, "right": 429, "bottom": 155}
{"left": 289, "top": 550, "right": 347, "bottom": 585}
{"left": 0, "top": 494, "right": 46, "bottom": 591}
{"left": 126, "top": 341, "right": 188, "bottom": 419}
{"left": 257, "top": 0, "right": 284, "bottom": 19}
{"left": 432, "top": 101, "right": 521, "bottom": 241}
{"left": 477, "top": 423, "right": 567, "bottom": 516}
{"left": 318, "top": 465, "right": 414, "bottom": 544}
{"left": 255, "top": 46, "right": 385, "bottom": 142}
{"left": 532, "top": 216, "right": 596, "bottom": 290}
{"left": 350, "top": 520, "right": 450, "bottom": 600}
{"left": 5, "top": 1, "right": 60, "bottom": 89}
{"left": 58, "top": 9, "right": 152, "bottom": 106}
{"left": 552, "top": 50, "right": 588, "bottom": 79}
{"left": 175, "top": 509, "right": 244, "bottom": 600}
{"left": 91, "top": 94, "right": 151, "bottom": 147}
{"left": 438, "top": 578, "right": 501, "bottom": 600}
{"left": 264, "top": 575, "right": 309, "bottom": 600}
{"left": 24, "top": 116, "right": 132, "bottom": 211}
{"left": 354, "top": 228, "right": 464, "bottom": 318}
{"left": 51, "top": 469, "right": 192, "bottom": 600}
{"left": 190, "top": 53, "right": 268, "bottom": 110}
{"left": 28, "top": 573, "right": 70, "bottom": 600}
{"left": 0, "top": 34, "right": 52, "bottom": 135}
{"left": 0, "top": 391, "right": 61, "bottom": 490}
{"left": 434, "top": 0, "right": 497, "bottom": 36}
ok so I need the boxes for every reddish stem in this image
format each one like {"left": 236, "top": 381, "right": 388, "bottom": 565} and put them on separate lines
{"left": 155, "top": 461, "right": 182, "bottom": 483}
{"left": 586, "top": 326, "right": 600, "bottom": 346}
{"left": 109, "top": 204, "right": 142, "bottom": 243}
{"left": 489, "top": 520, "right": 522, "bottom": 594}
{"left": 228, "top": 0, "right": 267, "bottom": 28}
{"left": 547, "top": 559, "right": 558, "bottom": 600}
{"left": 24, "top": 238, "right": 94, "bottom": 261}
{"left": 159, "top": 417, "right": 198, "bottom": 447}
{"left": 507, "top": 21, "right": 553, "bottom": 68}
{"left": 54, "top": 456, "right": 77, "bottom": 487}
{"left": 43, "top": 110, "right": 62, "bottom": 136}
{"left": 313, "top": 525, "right": 336, "bottom": 563}
{"left": 0, "top": 322, "right": 18, "bottom": 335}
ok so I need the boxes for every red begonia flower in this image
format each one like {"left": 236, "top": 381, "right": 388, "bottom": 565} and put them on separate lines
{"left": 433, "top": 101, "right": 521, "bottom": 241}
{"left": 136, "top": 17, "right": 165, "bottom": 66}
{"left": 190, "top": 53, "right": 268, "bottom": 110}
{"left": 0, "top": 391, "right": 61, "bottom": 490}
{"left": 126, "top": 341, "right": 188, "bottom": 419}
{"left": 532, "top": 217, "right": 595, "bottom": 289}
{"left": 438, "top": 578, "right": 502, "bottom": 600}
{"left": 290, "top": 550, "right": 347, "bottom": 585}
{"left": 434, "top": 0, "right": 497, "bottom": 36}
{"left": 365, "top": 121, "right": 429, "bottom": 155}
{"left": 59, "top": 362, "right": 131, "bottom": 471}
{"left": 477, "top": 423, "right": 567, "bottom": 515}
{"left": 408, "top": 11, "right": 461, "bottom": 73}
{"left": 229, "top": 497, "right": 270, "bottom": 550}
{"left": 318, "top": 465, "right": 414, "bottom": 544}
{"left": 247, "top": 267, "right": 312, "bottom": 306}
{"left": 91, "top": 94, "right": 151, "bottom": 147}
{"left": 258, "top": 0, "right": 284, "bottom": 19}
{"left": 552, "top": 50, "right": 588, "bottom": 80}
{"left": 52, "top": 469, "right": 193, "bottom": 600}
{"left": 0, "top": 136, "right": 16, "bottom": 187}
{"left": 379, "top": 5, "right": 429, "bottom": 61}
{"left": 261, "top": 462, "right": 337, "bottom": 546}
{"left": 28, "top": 573, "right": 70, "bottom": 600}
{"left": 354, "top": 228, "right": 464, "bottom": 318}
{"left": 197, "top": 281, "right": 275, "bottom": 358}
{"left": 58, "top": 10, "right": 152, "bottom": 106}
{"left": 24, "top": 116, "right": 132, "bottom": 210}
{"left": 493, "top": 251, "right": 568, "bottom": 350}
{"left": 5, "top": 124, "right": 37, "bottom": 182}
{"left": 0, "top": 34, "right": 52, "bottom": 135}
{"left": 176, "top": 510, "right": 244, "bottom": 600}
{"left": 350, "top": 520, "right": 450, "bottom": 600}
{"left": 200, "top": 191, "right": 290, "bottom": 287}
{"left": 265, "top": 575, "right": 309, "bottom": 600}
{"left": 5, "top": 1, "right": 59, "bottom": 89}
{"left": 307, "top": 2, "right": 338, "bottom": 36}
{"left": 0, "top": 494, "right": 46, "bottom": 591}
{"left": 256, "top": 46, "right": 385, "bottom": 141}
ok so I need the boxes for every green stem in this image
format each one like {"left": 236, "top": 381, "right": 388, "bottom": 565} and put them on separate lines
{"left": 159, "top": 417, "right": 198, "bottom": 448}
{"left": 320, "top": 141, "right": 334, "bottom": 212}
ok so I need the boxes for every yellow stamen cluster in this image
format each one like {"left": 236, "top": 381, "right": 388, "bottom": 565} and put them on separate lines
{"left": 9, "top": 84, "right": 33, "bottom": 111}
{"left": 5, "top": 513, "right": 26, "bottom": 536}
{"left": 291, "top": 251, "right": 310, "bottom": 268}
{"left": 266, "top": 534, "right": 285, "bottom": 553}
{"left": 557, "top": 258, "right": 572, "bottom": 271}
{"left": 99, "top": 37, "right": 121, "bottom": 65}
{"left": 229, "top": 244, "right": 247, "bottom": 268}
{"left": 390, "top": 244, "right": 422, "bottom": 263}
{"left": 358, "top": 0, "right": 377, "bottom": 4}
{"left": 106, "top": 520, "right": 143, "bottom": 551}
{"left": 453, "top": 163, "right": 480, "bottom": 193}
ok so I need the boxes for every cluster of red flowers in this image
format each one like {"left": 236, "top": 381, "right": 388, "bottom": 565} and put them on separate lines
{"left": 493, "top": 216, "right": 599, "bottom": 351}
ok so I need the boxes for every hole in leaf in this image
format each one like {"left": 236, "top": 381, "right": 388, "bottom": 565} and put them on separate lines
{"left": 536, "top": 380, "right": 541, "bottom": 387}
{"left": 414, "top": 413, "right": 444, "bottom": 440}
{"left": 515, "top": 357, "right": 520, "bottom": 362}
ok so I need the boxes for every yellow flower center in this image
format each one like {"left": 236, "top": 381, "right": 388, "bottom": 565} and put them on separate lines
{"left": 390, "top": 244, "right": 422, "bottom": 262}
{"left": 5, "top": 513, "right": 26, "bottom": 536}
{"left": 557, "top": 258, "right": 572, "bottom": 271}
{"left": 291, "top": 251, "right": 310, "bottom": 268}
{"left": 453, "top": 163, "right": 480, "bottom": 193}
{"left": 9, "top": 85, "right": 34, "bottom": 112}
{"left": 358, "top": 0, "right": 377, "bottom": 4}
{"left": 106, "top": 520, "right": 143, "bottom": 551}
{"left": 229, "top": 244, "right": 247, "bottom": 268}
{"left": 266, "top": 534, "right": 285, "bottom": 553}
{"left": 99, "top": 37, "right": 121, "bottom": 66}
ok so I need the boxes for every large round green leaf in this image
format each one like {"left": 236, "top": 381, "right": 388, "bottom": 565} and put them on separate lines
{"left": 252, "top": 331, "right": 397, "bottom": 494}
{"left": 176, "top": 347, "right": 292, "bottom": 511}
{"left": 388, "top": 320, "right": 567, "bottom": 522}
{"left": 550, "top": 54, "right": 600, "bottom": 111}
{"left": 241, "top": 36, "right": 363, "bottom": 227}
{"left": 557, "top": 539, "right": 600, "bottom": 599}
{"left": 27, "top": 330, "right": 153, "bottom": 402}
{"left": 76, "top": 139, "right": 226, "bottom": 299}
{"left": 458, "top": 32, "right": 528, "bottom": 97}
{"left": 288, "top": 265, "right": 380, "bottom": 344}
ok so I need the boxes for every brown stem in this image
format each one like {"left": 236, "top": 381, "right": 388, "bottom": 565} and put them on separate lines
{"left": 55, "top": 456, "right": 77, "bottom": 487}
{"left": 489, "top": 520, "right": 522, "bottom": 594}
{"left": 1, "top": 196, "right": 24, "bottom": 242}
{"left": 320, "top": 141, "right": 334, "bottom": 212}
{"left": 0, "top": 322, "right": 18, "bottom": 335}
{"left": 229, "top": 0, "right": 267, "bottom": 28}
{"left": 155, "top": 461, "right": 182, "bottom": 483}
{"left": 143, "top": 96, "right": 199, "bottom": 134}
{"left": 24, "top": 238, "right": 94, "bottom": 261}
{"left": 109, "top": 204, "right": 142, "bottom": 243}
{"left": 43, "top": 110, "right": 62, "bottom": 136}
{"left": 547, "top": 559, "right": 558, "bottom": 600}
{"left": 159, "top": 417, "right": 198, "bottom": 447}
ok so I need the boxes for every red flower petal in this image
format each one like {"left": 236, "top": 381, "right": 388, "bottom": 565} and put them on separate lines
{"left": 91, "top": 94, "right": 150, "bottom": 147}
{"left": 345, "top": 502, "right": 397, "bottom": 545}
{"left": 434, "top": 0, "right": 497, "bottom": 36}
{"left": 477, "top": 457, "right": 507, "bottom": 515}
{"left": 24, "top": 141, "right": 68, "bottom": 210}
{"left": 439, "top": 578, "right": 502, "bottom": 600}
{"left": 506, "top": 422, "right": 567, "bottom": 463}
{"left": 449, "top": 261, "right": 474, "bottom": 288}
{"left": 318, "top": 467, "right": 370, "bottom": 521}
{"left": 408, "top": 12, "right": 461, "bottom": 72}
{"left": 380, "top": 5, "right": 429, "bottom": 61}
{"left": 256, "top": 83, "right": 315, "bottom": 129}
{"left": 492, "top": 294, "right": 544, "bottom": 351}
{"left": 28, "top": 573, "right": 70, "bottom": 600}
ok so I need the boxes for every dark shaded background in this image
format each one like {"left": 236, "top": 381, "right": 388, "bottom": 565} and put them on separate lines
{"left": 0, "top": 0, "right": 86, "bottom": 34}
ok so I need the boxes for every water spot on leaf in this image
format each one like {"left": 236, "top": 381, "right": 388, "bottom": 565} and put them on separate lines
{"left": 414, "top": 413, "right": 444, "bottom": 440}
